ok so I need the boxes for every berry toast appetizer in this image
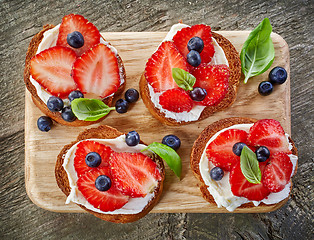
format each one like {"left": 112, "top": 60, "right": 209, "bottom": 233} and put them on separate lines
{"left": 190, "top": 117, "right": 298, "bottom": 212}
{"left": 140, "top": 23, "right": 241, "bottom": 125}
{"left": 55, "top": 125, "right": 165, "bottom": 223}
{"left": 24, "top": 14, "right": 126, "bottom": 126}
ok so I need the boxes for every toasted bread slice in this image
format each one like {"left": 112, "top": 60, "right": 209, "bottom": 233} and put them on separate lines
{"left": 140, "top": 32, "right": 241, "bottom": 126}
{"left": 24, "top": 25, "right": 126, "bottom": 126}
{"left": 190, "top": 117, "right": 298, "bottom": 212}
{"left": 55, "top": 125, "right": 165, "bottom": 223}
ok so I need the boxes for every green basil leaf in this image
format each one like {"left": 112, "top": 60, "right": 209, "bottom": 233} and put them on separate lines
{"left": 240, "top": 18, "right": 275, "bottom": 83}
{"left": 240, "top": 146, "right": 262, "bottom": 184}
{"left": 172, "top": 68, "right": 196, "bottom": 91}
{"left": 141, "top": 142, "right": 182, "bottom": 179}
{"left": 71, "top": 98, "right": 115, "bottom": 121}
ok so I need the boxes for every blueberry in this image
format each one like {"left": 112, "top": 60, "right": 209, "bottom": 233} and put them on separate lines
{"left": 115, "top": 99, "right": 129, "bottom": 113}
{"left": 210, "top": 167, "right": 224, "bottom": 181}
{"left": 189, "top": 87, "right": 207, "bottom": 101}
{"left": 61, "top": 107, "right": 77, "bottom": 122}
{"left": 187, "top": 50, "right": 202, "bottom": 67}
{"left": 258, "top": 81, "right": 273, "bottom": 96}
{"left": 67, "top": 31, "right": 84, "bottom": 48}
{"left": 232, "top": 142, "right": 247, "bottom": 156}
{"left": 125, "top": 88, "right": 139, "bottom": 103}
{"left": 162, "top": 135, "right": 181, "bottom": 151}
{"left": 95, "top": 175, "right": 111, "bottom": 191}
{"left": 47, "top": 96, "right": 64, "bottom": 112}
{"left": 187, "top": 37, "right": 204, "bottom": 53}
{"left": 255, "top": 146, "right": 270, "bottom": 162}
{"left": 85, "top": 152, "right": 102, "bottom": 168}
{"left": 68, "top": 90, "right": 84, "bottom": 102}
{"left": 37, "top": 116, "right": 53, "bottom": 132}
{"left": 125, "top": 131, "right": 140, "bottom": 146}
{"left": 269, "top": 67, "right": 287, "bottom": 85}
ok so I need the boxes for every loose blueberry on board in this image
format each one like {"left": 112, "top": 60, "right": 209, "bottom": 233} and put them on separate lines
{"left": 189, "top": 87, "right": 207, "bottom": 101}
{"left": 67, "top": 31, "right": 84, "bottom": 48}
{"left": 187, "top": 50, "right": 202, "bottom": 67}
{"left": 232, "top": 142, "right": 247, "bottom": 156}
{"left": 210, "top": 167, "right": 224, "bottom": 181}
{"left": 125, "top": 88, "right": 139, "bottom": 103}
{"left": 258, "top": 81, "right": 273, "bottom": 96}
{"left": 269, "top": 67, "right": 287, "bottom": 85}
{"left": 37, "top": 116, "right": 53, "bottom": 132}
{"left": 255, "top": 146, "right": 270, "bottom": 162}
{"left": 47, "top": 96, "right": 64, "bottom": 112}
{"left": 162, "top": 135, "right": 181, "bottom": 151}
{"left": 85, "top": 152, "right": 102, "bottom": 167}
{"left": 115, "top": 99, "right": 129, "bottom": 113}
{"left": 61, "top": 107, "right": 77, "bottom": 122}
{"left": 95, "top": 175, "right": 112, "bottom": 191}
{"left": 68, "top": 90, "right": 84, "bottom": 102}
{"left": 125, "top": 131, "right": 140, "bottom": 146}
{"left": 187, "top": 37, "right": 204, "bottom": 53}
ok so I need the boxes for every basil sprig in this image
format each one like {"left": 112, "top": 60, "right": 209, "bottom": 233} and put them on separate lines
{"left": 240, "top": 18, "right": 275, "bottom": 84}
{"left": 240, "top": 146, "right": 262, "bottom": 184}
{"left": 172, "top": 68, "right": 196, "bottom": 91}
{"left": 71, "top": 98, "right": 115, "bottom": 121}
{"left": 142, "top": 142, "right": 182, "bottom": 179}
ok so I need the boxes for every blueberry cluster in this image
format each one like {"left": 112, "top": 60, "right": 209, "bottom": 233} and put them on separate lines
{"left": 232, "top": 142, "right": 270, "bottom": 162}
{"left": 258, "top": 67, "right": 287, "bottom": 96}
{"left": 115, "top": 88, "right": 139, "bottom": 114}
{"left": 186, "top": 37, "right": 204, "bottom": 67}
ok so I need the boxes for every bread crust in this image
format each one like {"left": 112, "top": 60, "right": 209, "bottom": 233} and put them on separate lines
{"left": 55, "top": 125, "right": 165, "bottom": 223}
{"left": 139, "top": 32, "right": 241, "bottom": 126}
{"left": 24, "top": 25, "right": 126, "bottom": 126}
{"left": 190, "top": 117, "right": 298, "bottom": 212}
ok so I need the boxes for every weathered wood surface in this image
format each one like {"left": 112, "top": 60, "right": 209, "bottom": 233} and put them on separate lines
{"left": 0, "top": 0, "right": 313, "bottom": 239}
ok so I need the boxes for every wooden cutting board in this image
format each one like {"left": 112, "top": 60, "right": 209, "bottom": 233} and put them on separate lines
{"left": 25, "top": 31, "right": 290, "bottom": 213}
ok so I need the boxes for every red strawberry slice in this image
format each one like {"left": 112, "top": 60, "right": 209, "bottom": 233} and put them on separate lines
{"left": 230, "top": 162, "right": 270, "bottom": 201}
{"left": 56, "top": 14, "right": 100, "bottom": 56}
{"left": 74, "top": 141, "right": 113, "bottom": 177}
{"left": 72, "top": 43, "right": 120, "bottom": 98}
{"left": 172, "top": 24, "right": 215, "bottom": 64}
{"left": 77, "top": 167, "right": 129, "bottom": 212}
{"left": 248, "top": 119, "right": 291, "bottom": 154}
{"left": 145, "top": 41, "right": 188, "bottom": 92}
{"left": 109, "top": 152, "right": 162, "bottom": 198}
{"left": 30, "top": 46, "right": 77, "bottom": 98}
{"left": 262, "top": 152, "right": 293, "bottom": 192}
{"left": 191, "top": 64, "right": 229, "bottom": 106}
{"left": 159, "top": 88, "right": 193, "bottom": 113}
{"left": 206, "top": 129, "right": 248, "bottom": 171}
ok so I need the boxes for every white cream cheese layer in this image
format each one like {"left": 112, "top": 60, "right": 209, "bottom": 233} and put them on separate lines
{"left": 62, "top": 135, "right": 156, "bottom": 215}
{"left": 199, "top": 123, "right": 298, "bottom": 212}
{"left": 148, "top": 23, "right": 229, "bottom": 123}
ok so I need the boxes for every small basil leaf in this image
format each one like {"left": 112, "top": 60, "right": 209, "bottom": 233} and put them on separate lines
{"left": 240, "top": 146, "right": 262, "bottom": 184}
{"left": 141, "top": 142, "right": 182, "bottom": 179}
{"left": 172, "top": 68, "right": 196, "bottom": 91}
{"left": 71, "top": 98, "right": 115, "bottom": 121}
{"left": 240, "top": 18, "right": 275, "bottom": 83}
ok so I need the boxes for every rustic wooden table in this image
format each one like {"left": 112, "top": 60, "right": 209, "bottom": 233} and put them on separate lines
{"left": 0, "top": 0, "right": 313, "bottom": 239}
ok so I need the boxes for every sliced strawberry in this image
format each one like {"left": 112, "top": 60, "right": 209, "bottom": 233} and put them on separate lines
{"left": 262, "top": 152, "right": 293, "bottom": 193}
{"left": 206, "top": 129, "right": 248, "bottom": 171}
{"left": 145, "top": 41, "right": 188, "bottom": 92}
{"left": 159, "top": 88, "right": 193, "bottom": 113}
{"left": 230, "top": 162, "right": 270, "bottom": 201}
{"left": 191, "top": 64, "right": 229, "bottom": 106}
{"left": 72, "top": 43, "right": 120, "bottom": 98}
{"left": 74, "top": 141, "right": 113, "bottom": 177}
{"left": 109, "top": 152, "right": 162, "bottom": 198}
{"left": 172, "top": 24, "right": 215, "bottom": 64}
{"left": 30, "top": 46, "right": 77, "bottom": 98}
{"left": 77, "top": 167, "right": 129, "bottom": 212}
{"left": 56, "top": 14, "right": 100, "bottom": 56}
{"left": 248, "top": 119, "right": 291, "bottom": 154}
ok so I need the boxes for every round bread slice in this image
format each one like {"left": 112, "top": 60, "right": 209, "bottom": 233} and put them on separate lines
{"left": 139, "top": 32, "right": 241, "bottom": 126}
{"left": 24, "top": 25, "right": 126, "bottom": 126}
{"left": 55, "top": 125, "right": 165, "bottom": 223}
{"left": 190, "top": 117, "right": 298, "bottom": 212}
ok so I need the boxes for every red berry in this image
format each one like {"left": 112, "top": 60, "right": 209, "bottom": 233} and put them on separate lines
{"left": 159, "top": 88, "right": 193, "bottom": 113}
